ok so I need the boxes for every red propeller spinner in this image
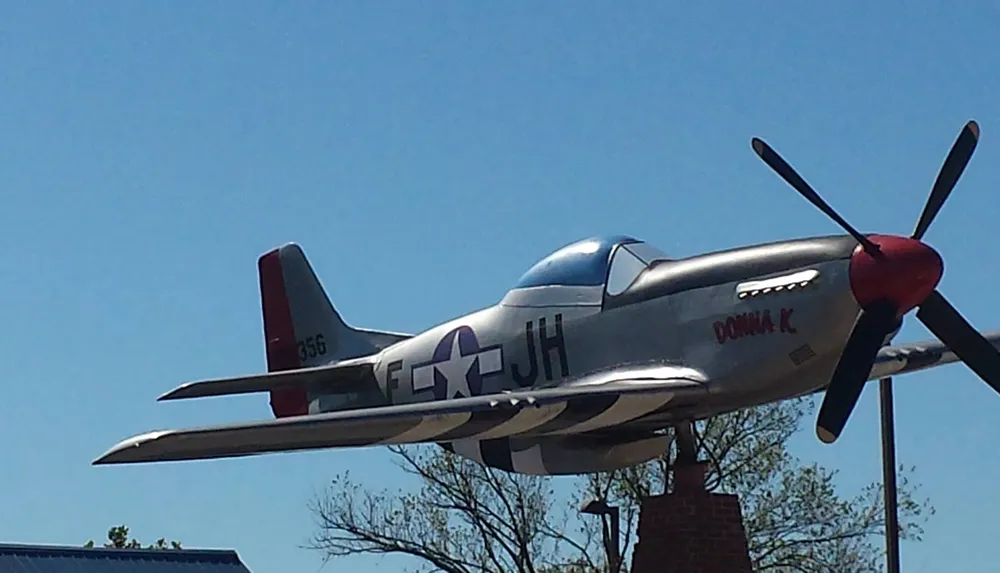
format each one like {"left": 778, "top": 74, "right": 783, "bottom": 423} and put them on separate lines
{"left": 848, "top": 234, "right": 944, "bottom": 315}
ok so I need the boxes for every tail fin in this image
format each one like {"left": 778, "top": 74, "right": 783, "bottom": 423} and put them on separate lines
{"left": 257, "top": 243, "right": 411, "bottom": 417}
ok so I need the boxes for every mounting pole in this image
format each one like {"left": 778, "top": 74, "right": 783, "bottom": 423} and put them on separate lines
{"left": 879, "top": 377, "right": 901, "bottom": 573}
{"left": 675, "top": 421, "right": 697, "bottom": 464}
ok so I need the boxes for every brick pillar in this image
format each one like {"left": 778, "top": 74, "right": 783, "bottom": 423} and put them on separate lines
{"left": 630, "top": 461, "right": 753, "bottom": 573}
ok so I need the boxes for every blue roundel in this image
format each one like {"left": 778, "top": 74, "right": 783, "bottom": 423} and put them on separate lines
{"left": 514, "top": 235, "right": 638, "bottom": 289}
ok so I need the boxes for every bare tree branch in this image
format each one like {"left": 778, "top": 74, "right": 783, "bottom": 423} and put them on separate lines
{"left": 309, "top": 397, "right": 933, "bottom": 573}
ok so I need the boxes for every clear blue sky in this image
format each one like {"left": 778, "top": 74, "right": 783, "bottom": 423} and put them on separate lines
{"left": 3, "top": 2, "right": 999, "bottom": 572}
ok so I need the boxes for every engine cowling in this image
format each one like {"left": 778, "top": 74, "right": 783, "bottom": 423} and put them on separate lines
{"left": 441, "top": 433, "right": 669, "bottom": 475}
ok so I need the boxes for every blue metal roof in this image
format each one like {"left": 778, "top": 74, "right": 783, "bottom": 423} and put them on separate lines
{"left": 0, "top": 543, "right": 253, "bottom": 573}
{"left": 513, "top": 235, "right": 638, "bottom": 289}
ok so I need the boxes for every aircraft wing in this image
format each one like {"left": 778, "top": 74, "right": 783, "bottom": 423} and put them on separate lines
{"left": 93, "top": 365, "right": 708, "bottom": 465}
{"left": 869, "top": 330, "right": 1000, "bottom": 380}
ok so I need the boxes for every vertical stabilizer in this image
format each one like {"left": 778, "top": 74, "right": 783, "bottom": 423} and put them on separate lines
{"left": 257, "top": 243, "right": 409, "bottom": 417}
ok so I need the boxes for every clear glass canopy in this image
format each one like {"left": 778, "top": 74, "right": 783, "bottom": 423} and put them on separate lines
{"left": 513, "top": 235, "right": 669, "bottom": 295}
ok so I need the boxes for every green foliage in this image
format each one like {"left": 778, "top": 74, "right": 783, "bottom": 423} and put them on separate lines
{"left": 309, "top": 397, "right": 933, "bottom": 573}
{"left": 84, "top": 525, "right": 182, "bottom": 550}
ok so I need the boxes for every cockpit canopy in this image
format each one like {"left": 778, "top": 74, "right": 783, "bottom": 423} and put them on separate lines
{"left": 501, "top": 235, "right": 670, "bottom": 307}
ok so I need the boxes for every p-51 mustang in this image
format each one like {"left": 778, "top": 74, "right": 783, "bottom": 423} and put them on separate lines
{"left": 95, "top": 121, "right": 1000, "bottom": 475}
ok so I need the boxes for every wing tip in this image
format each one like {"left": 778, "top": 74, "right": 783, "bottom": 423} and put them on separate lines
{"left": 92, "top": 430, "right": 173, "bottom": 465}
{"left": 156, "top": 386, "right": 188, "bottom": 401}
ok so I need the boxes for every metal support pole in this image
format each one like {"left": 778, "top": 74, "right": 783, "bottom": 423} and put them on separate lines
{"left": 608, "top": 505, "right": 621, "bottom": 572}
{"left": 580, "top": 499, "right": 621, "bottom": 572}
{"left": 879, "top": 377, "right": 901, "bottom": 573}
{"left": 675, "top": 420, "right": 697, "bottom": 464}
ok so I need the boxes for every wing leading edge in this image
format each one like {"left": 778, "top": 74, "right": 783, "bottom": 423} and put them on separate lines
{"left": 94, "top": 365, "right": 708, "bottom": 465}
{"left": 870, "top": 330, "right": 1000, "bottom": 380}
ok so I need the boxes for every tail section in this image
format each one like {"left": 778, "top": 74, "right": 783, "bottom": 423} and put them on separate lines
{"left": 257, "top": 243, "right": 411, "bottom": 417}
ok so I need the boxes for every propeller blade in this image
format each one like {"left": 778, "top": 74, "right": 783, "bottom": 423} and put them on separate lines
{"left": 912, "top": 121, "right": 979, "bottom": 241}
{"left": 817, "top": 301, "right": 899, "bottom": 444}
{"left": 916, "top": 289, "right": 1000, "bottom": 394}
{"left": 751, "top": 137, "right": 882, "bottom": 257}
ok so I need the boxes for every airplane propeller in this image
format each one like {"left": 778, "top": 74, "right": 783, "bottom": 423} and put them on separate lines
{"left": 751, "top": 120, "right": 1000, "bottom": 444}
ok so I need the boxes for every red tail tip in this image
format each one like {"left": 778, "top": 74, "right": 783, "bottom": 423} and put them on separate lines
{"left": 258, "top": 248, "right": 308, "bottom": 417}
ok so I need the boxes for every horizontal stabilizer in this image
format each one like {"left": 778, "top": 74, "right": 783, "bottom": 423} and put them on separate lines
{"left": 158, "top": 356, "right": 377, "bottom": 401}
{"left": 95, "top": 365, "right": 709, "bottom": 465}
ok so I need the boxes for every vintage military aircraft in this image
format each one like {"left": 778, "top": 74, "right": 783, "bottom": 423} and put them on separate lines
{"left": 94, "top": 120, "right": 1000, "bottom": 475}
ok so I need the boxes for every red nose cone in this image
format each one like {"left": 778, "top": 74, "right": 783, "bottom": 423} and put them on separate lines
{"left": 848, "top": 234, "right": 944, "bottom": 314}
